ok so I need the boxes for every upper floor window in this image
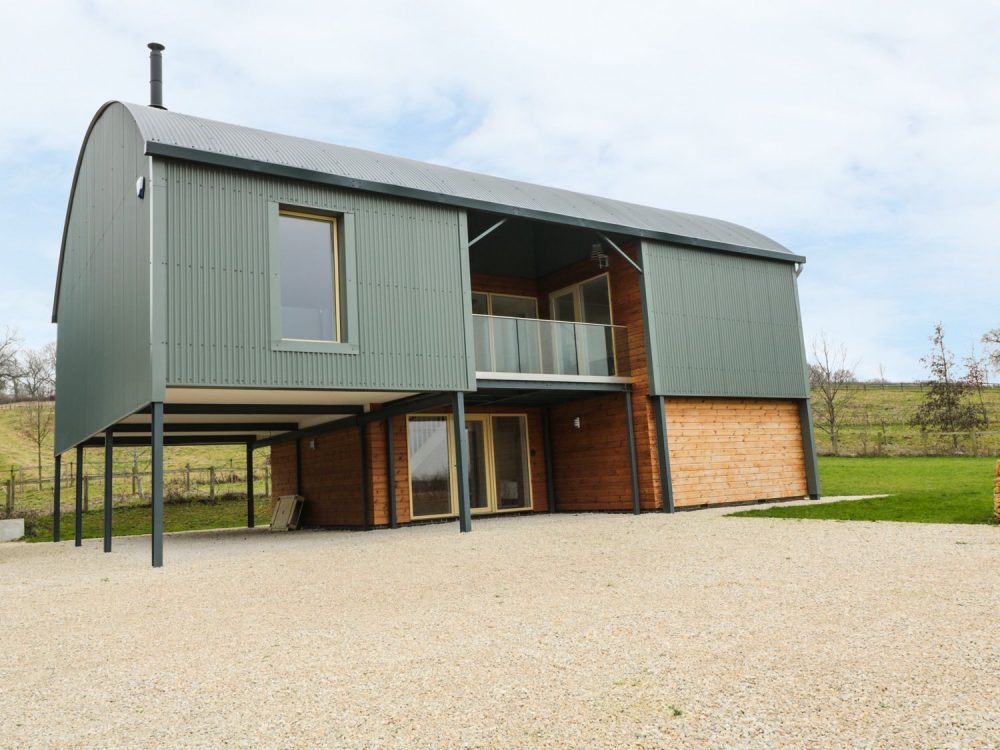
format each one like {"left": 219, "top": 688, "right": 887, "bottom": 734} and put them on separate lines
{"left": 278, "top": 210, "right": 340, "bottom": 342}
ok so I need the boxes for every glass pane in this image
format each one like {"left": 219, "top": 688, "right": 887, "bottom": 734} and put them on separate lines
{"left": 466, "top": 420, "right": 489, "bottom": 510}
{"left": 516, "top": 318, "right": 542, "bottom": 373}
{"left": 472, "top": 315, "right": 492, "bottom": 371}
{"left": 408, "top": 417, "right": 452, "bottom": 517}
{"left": 492, "top": 416, "right": 531, "bottom": 509}
{"left": 491, "top": 294, "right": 537, "bottom": 318}
{"left": 552, "top": 291, "right": 576, "bottom": 322}
{"left": 471, "top": 292, "right": 489, "bottom": 315}
{"left": 580, "top": 276, "right": 612, "bottom": 324}
{"left": 552, "top": 321, "right": 579, "bottom": 375}
{"left": 580, "top": 324, "right": 613, "bottom": 376}
{"left": 279, "top": 214, "right": 337, "bottom": 341}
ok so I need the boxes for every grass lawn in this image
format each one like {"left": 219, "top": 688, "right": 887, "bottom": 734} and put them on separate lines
{"left": 732, "top": 456, "right": 997, "bottom": 525}
{"left": 24, "top": 496, "right": 273, "bottom": 543}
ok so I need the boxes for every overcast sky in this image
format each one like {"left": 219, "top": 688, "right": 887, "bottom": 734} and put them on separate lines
{"left": 1, "top": 1, "right": 997, "bottom": 380}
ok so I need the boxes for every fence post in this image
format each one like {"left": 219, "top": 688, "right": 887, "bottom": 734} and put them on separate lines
{"left": 264, "top": 465, "right": 270, "bottom": 497}
{"left": 84, "top": 475, "right": 90, "bottom": 512}
{"left": 185, "top": 463, "right": 191, "bottom": 493}
{"left": 209, "top": 466, "right": 216, "bottom": 502}
{"left": 132, "top": 450, "right": 139, "bottom": 496}
{"left": 5, "top": 479, "right": 12, "bottom": 517}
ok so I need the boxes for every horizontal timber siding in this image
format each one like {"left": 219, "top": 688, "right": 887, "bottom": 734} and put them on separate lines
{"left": 666, "top": 398, "right": 807, "bottom": 507}
{"left": 162, "top": 160, "right": 470, "bottom": 391}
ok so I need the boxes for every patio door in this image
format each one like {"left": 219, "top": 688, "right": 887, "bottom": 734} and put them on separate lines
{"left": 408, "top": 414, "right": 532, "bottom": 520}
{"left": 549, "top": 273, "right": 614, "bottom": 376}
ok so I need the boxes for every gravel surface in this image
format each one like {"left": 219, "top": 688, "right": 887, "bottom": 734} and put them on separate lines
{"left": 1, "top": 505, "right": 998, "bottom": 749}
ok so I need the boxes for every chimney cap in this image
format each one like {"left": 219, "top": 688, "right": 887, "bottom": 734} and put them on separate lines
{"left": 148, "top": 42, "right": 165, "bottom": 51}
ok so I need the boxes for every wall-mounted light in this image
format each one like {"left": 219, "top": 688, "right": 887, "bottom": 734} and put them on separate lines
{"left": 308, "top": 439, "right": 316, "bottom": 450}
{"left": 573, "top": 416, "right": 582, "bottom": 430}
{"left": 135, "top": 176, "right": 145, "bottom": 200}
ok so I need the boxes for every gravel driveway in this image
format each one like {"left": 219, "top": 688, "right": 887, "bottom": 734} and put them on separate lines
{"left": 1, "top": 508, "right": 998, "bottom": 749}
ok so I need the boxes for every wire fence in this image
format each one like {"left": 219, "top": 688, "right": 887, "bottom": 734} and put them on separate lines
{"left": 2, "top": 464, "right": 271, "bottom": 519}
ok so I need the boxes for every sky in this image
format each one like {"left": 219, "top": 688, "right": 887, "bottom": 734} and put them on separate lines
{"left": 1, "top": 0, "right": 997, "bottom": 381}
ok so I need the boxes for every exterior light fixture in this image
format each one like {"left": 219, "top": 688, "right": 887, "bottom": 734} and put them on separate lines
{"left": 308, "top": 439, "right": 316, "bottom": 450}
{"left": 573, "top": 417, "right": 582, "bottom": 430}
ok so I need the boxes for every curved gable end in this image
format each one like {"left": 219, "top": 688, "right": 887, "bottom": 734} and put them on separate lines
{"left": 54, "top": 101, "right": 153, "bottom": 454}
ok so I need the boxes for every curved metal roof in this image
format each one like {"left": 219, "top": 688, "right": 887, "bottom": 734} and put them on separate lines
{"left": 120, "top": 102, "right": 797, "bottom": 261}
{"left": 56, "top": 101, "right": 801, "bottom": 321}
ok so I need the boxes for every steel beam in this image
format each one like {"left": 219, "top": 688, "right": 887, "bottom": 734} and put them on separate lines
{"left": 624, "top": 389, "right": 641, "bottom": 515}
{"left": 151, "top": 402, "right": 164, "bottom": 568}
{"left": 385, "top": 419, "right": 397, "bottom": 529}
{"left": 652, "top": 396, "right": 675, "bottom": 513}
{"left": 53, "top": 454, "right": 61, "bottom": 543}
{"left": 467, "top": 218, "right": 508, "bottom": 247}
{"left": 596, "top": 232, "right": 643, "bottom": 275}
{"left": 798, "top": 399, "right": 821, "bottom": 498}
{"left": 113, "top": 422, "right": 298, "bottom": 433}
{"left": 541, "top": 407, "right": 556, "bottom": 513}
{"left": 137, "top": 403, "right": 364, "bottom": 416}
{"left": 74, "top": 445, "right": 83, "bottom": 547}
{"left": 453, "top": 392, "right": 472, "bottom": 532}
{"left": 475, "top": 379, "right": 628, "bottom": 393}
{"left": 82, "top": 434, "right": 258, "bottom": 448}
{"left": 246, "top": 442, "right": 255, "bottom": 528}
{"left": 104, "top": 431, "right": 113, "bottom": 553}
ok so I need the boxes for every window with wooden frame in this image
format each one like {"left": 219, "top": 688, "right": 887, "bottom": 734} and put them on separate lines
{"left": 277, "top": 210, "right": 341, "bottom": 342}
{"left": 268, "top": 203, "right": 359, "bottom": 354}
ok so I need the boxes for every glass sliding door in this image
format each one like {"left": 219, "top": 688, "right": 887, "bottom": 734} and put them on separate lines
{"left": 548, "top": 274, "right": 614, "bottom": 376}
{"left": 465, "top": 417, "right": 490, "bottom": 512}
{"left": 491, "top": 416, "right": 531, "bottom": 510}
{"left": 408, "top": 416, "right": 453, "bottom": 518}
{"left": 407, "top": 413, "right": 533, "bottom": 519}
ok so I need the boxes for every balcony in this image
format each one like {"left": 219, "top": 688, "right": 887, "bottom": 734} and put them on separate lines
{"left": 473, "top": 314, "right": 629, "bottom": 381}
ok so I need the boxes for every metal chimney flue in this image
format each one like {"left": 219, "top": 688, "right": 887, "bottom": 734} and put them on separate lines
{"left": 148, "top": 42, "right": 166, "bottom": 109}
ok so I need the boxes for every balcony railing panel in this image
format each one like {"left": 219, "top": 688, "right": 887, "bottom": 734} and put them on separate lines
{"left": 473, "top": 314, "right": 628, "bottom": 378}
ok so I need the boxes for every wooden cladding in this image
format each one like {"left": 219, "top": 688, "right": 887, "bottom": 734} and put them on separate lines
{"left": 666, "top": 398, "right": 808, "bottom": 507}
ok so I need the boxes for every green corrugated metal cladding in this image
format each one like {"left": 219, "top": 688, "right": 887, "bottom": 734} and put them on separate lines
{"left": 161, "top": 161, "right": 472, "bottom": 392}
{"left": 54, "top": 102, "right": 153, "bottom": 455}
{"left": 640, "top": 240, "right": 809, "bottom": 399}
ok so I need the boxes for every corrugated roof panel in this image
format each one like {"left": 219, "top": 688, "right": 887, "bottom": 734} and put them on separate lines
{"left": 122, "top": 102, "right": 795, "bottom": 258}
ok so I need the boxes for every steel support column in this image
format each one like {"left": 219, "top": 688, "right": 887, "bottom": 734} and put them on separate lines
{"left": 151, "top": 402, "right": 164, "bottom": 568}
{"left": 53, "top": 454, "right": 61, "bottom": 543}
{"left": 103, "top": 431, "right": 113, "bottom": 552}
{"left": 652, "top": 396, "right": 675, "bottom": 513}
{"left": 624, "top": 388, "right": 641, "bottom": 515}
{"left": 359, "top": 424, "right": 371, "bottom": 530}
{"left": 74, "top": 445, "right": 83, "bottom": 547}
{"left": 385, "top": 419, "right": 398, "bottom": 529}
{"left": 452, "top": 392, "right": 472, "bottom": 532}
{"left": 541, "top": 407, "right": 556, "bottom": 513}
{"left": 246, "top": 442, "right": 255, "bottom": 528}
{"left": 798, "top": 398, "right": 821, "bottom": 499}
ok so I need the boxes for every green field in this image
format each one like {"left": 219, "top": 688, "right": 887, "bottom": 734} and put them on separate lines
{"left": 811, "top": 383, "right": 1000, "bottom": 456}
{"left": 24, "top": 495, "right": 273, "bottom": 543}
{"left": 733, "top": 456, "right": 997, "bottom": 525}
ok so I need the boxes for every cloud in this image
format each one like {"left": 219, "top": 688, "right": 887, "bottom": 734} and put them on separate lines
{"left": 0, "top": 1, "right": 997, "bottom": 378}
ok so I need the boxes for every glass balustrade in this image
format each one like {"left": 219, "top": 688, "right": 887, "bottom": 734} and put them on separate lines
{"left": 473, "top": 314, "right": 628, "bottom": 378}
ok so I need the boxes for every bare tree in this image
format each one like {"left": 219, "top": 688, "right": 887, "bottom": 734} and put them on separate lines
{"left": 0, "top": 328, "right": 20, "bottom": 398}
{"left": 962, "top": 346, "right": 990, "bottom": 427}
{"left": 983, "top": 329, "right": 1000, "bottom": 375}
{"left": 809, "top": 335, "right": 858, "bottom": 455}
{"left": 912, "top": 323, "right": 986, "bottom": 451}
{"left": 15, "top": 344, "right": 56, "bottom": 486}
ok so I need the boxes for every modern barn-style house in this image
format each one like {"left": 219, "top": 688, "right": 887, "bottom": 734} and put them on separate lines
{"left": 53, "top": 46, "right": 819, "bottom": 566}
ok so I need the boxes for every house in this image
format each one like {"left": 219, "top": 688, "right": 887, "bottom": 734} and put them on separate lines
{"left": 52, "top": 45, "right": 819, "bottom": 566}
